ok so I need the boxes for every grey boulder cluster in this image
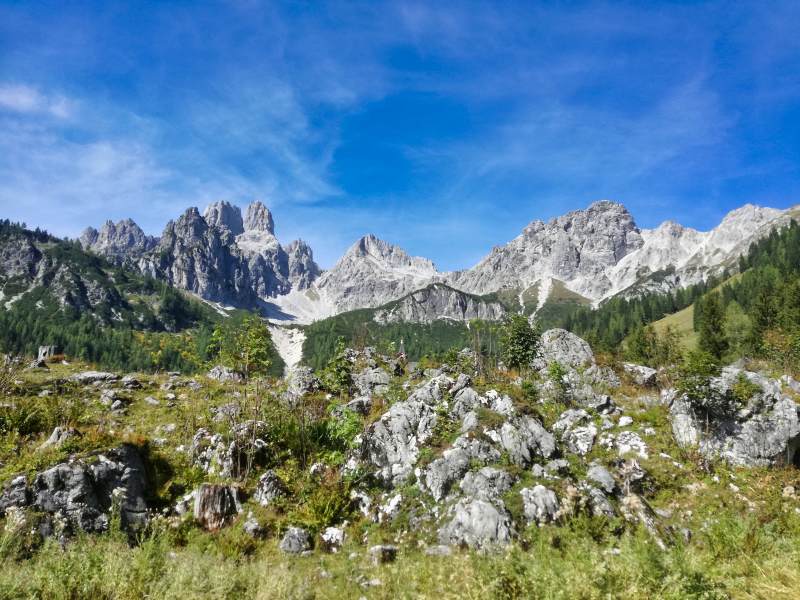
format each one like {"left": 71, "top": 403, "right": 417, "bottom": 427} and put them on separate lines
{"left": 347, "top": 330, "right": 664, "bottom": 550}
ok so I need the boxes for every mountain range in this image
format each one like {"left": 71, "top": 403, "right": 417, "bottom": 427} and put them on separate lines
{"left": 78, "top": 199, "right": 800, "bottom": 325}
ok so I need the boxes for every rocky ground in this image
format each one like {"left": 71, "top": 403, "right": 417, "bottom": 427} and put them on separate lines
{"left": 2, "top": 330, "right": 800, "bottom": 598}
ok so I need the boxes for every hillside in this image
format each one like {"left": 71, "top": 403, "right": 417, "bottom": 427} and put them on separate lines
{"left": 0, "top": 220, "right": 222, "bottom": 372}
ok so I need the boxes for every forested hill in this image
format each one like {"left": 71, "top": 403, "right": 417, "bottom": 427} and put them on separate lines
{"left": 0, "top": 220, "right": 221, "bottom": 371}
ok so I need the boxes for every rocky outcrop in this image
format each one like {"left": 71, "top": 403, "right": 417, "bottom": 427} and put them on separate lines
{"left": 373, "top": 283, "right": 506, "bottom": 324}
{"left": 0, "top": 445, "right": 148, "bottom": 533}
{"left": 668, "top": 367, "right": 800, "bottom": 467}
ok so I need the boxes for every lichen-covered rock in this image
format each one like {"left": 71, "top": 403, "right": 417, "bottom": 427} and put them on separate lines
{"left": 280, "top": 526, "right": 311, "bottom": 554}
{"left": 193, "top": 484, "right": 242, "bottom": 531}
{"left": 521, "top": 485, "right": 559, "bottom": 524}
{"left": 438, "top": 498, "right": 513, "bottom": 549}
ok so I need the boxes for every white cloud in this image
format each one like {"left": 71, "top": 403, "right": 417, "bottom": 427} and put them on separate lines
{"left": 0, "top": 83, "right": 75, "bottom": 119}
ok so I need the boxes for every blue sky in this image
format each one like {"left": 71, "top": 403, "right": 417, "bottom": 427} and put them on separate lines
{"left": 1, "top": 1, "right": 799, "bottom": 270}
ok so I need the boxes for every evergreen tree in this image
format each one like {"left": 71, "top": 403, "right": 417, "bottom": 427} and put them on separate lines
{"left": 697, "top": 292, "right": 728, "bottom": 361}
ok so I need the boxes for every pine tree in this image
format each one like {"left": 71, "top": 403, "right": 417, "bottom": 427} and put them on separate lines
{"left": 697, "top": 292, "right": 728, "bottom": 361}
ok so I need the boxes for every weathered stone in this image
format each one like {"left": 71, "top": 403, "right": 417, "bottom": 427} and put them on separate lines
{"left": 320, "top": 526, "right": 345, "bottom": 553}
{"left": 438, "top": 498, "right": 513, "bottom": 549}
{"left": 280, "top": 526, "right": 311, "bottom": 554}
{"left": 459, "top": 467, "right": 515, "bottom": 500}
{"left": 355, "top": 367, "right": 390, "bottom": 396}
{"left": 362, "top": 398, "right": 437, "bottom": 485}
{"left": 38, "top": 426, "right": 79, "bottom": 451}
{"left": 623, "top": 363, "right": 658, "bottom": 387}
{"left": 193, "top": 484, "right": 242, "bottom": 531}
{"left": 586, "top": 464, "right": 616, "bottom": 494}
{"left": 520, "top": 485, "right": 559, "bottom": 524}
{"left": 253, "top": 470, "right": 286, "bottom": 507}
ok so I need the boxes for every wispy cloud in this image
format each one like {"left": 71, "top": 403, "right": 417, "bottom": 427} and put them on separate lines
{"left": 0, "top": 83, "right": 75, "bottom": 119}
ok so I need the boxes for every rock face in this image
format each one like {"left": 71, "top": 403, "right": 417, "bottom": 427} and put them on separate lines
{"left": 668, "top": 367, "right": 800, "bottom": 467}
{"left": 0, "top": 445, "right": 148, "bottom": 533}
{"left": 373, "top": 283, "right": 506, "bottom": 324}
{"left": 80, "top": 219, "right": 157, "bottom": 262}
{"left": 140, "top": 207, "right": 257, "bottom": 306}
{"left": 285, "top": 239, "right": 321, "bottom": 290}
{"left": 450, "top": 201, "right": 644, "bottom": 300}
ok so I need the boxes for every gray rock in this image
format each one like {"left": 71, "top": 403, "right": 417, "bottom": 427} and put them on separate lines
{"left": 243, "top": 513, "right": 265, "bottom": 538}
{"left": 207, "top": 365, "right": 243, "bottom": 383}
{"left": 286, "top": 366, "right": 320, "bottom": 397}
{"left": 422, "top": 448, "right": 471, "bottom": 501}
{"left": 280, "top": 526, "right": 311, "bottom": 554}
{"left": 362, "top": 398, "right": 437, "bottom": 485}
{"left": 521, "top": 485, "right": 559, "bottom": 524}
{"left": 39, "top": 427, "right": 79, "bottom": 451}
{"left": 70, "top": 371, "right": 118, "bottom": 384}
{"left": 535, "top": 329, "right": 595, "bottom": 371}
{"left": 623, "top": 363, "right": 658, "bottom": 386}
{"left": 254, "top": 470, "right": 286, "bottom": 507}
{"left": 193, "top": 484, "right": 243, "bottom": 531}
{"left": 459, "top": 467, "right": 515, "bottom": 500}
{"left": 451, "top": 387, "right": 482, "bottom": 419}
{"left": 668, "top": 368, "right": 800, "bottom": 467}
{"left": 584, "top": 486, "right": 616, "bottom": 517}
{"left": 120, "top": 375, "right": 142, "bottom": 389}
{"left": 438, "top": 497, "right": 513, "bottom": 549}
{"left": 0, "top": 476, "right": 30, "bottom": 516}
{"left": 586, "top": 464, "right": 616, "bottom": 494}
{"left": 26, "top": 444, "right": 148, "bottom": 533}
{"left": 488, "top": 416, "right": 555, "bottom": 467}
{"left": 320, "top": 526, "right": 345, "bottom": 552}
{"left": 355, "top": 367, "right": 390, "bottom": 396}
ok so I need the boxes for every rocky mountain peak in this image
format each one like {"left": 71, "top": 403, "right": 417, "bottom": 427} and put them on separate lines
{"left": 285, "top": 239, "right": 321, "bottom": 290}
{"left": 203, "top": 201, "right": 244, "bottom": 236}
{"left": 79, "top": 218, "right": 156, "bottom": 261}
{"left": 244, "top": 201, "right": 275, "bottom": 235}
{"left": 347, "top": 234, "right": 437, "bottom": 272}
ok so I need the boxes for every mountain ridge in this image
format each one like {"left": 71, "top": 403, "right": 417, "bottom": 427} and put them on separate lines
{"left": 76, "top": 199, "right": 799, "bottom": 324}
